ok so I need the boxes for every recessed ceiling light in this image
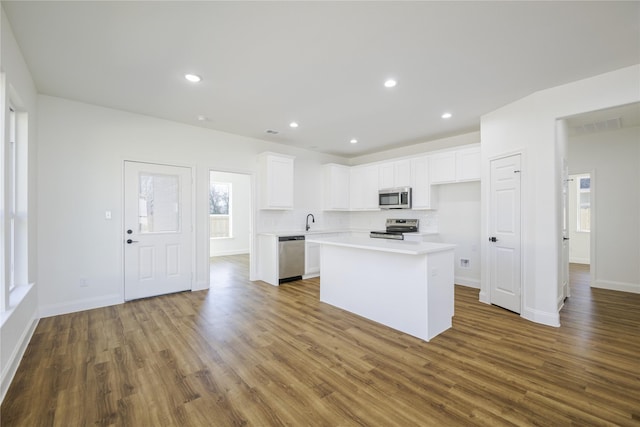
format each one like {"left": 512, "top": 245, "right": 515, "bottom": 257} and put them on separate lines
{"left": 384, "top": 79, "right": 397, "bottom": 88}
{"left": 350, "top": 139, "right": 358, "bottom": 144}
{"left": 184, "top": 74, "right": 202, "bottom": 83}
{"left": 441, "top": 112, "right": 453, "bottom": 119}
{"left": 289, "top": 122, "right": 299, "bottom": 128}
{"left": 196, "top": 115, "right": 210, "bottom": 121}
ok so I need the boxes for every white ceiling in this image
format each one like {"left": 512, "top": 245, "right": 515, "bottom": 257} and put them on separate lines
{"left": 3, "top": 1, "right": 639, "bottom": 157}
{"left": 565, "top": 102, "right": 640, "bottom": 137}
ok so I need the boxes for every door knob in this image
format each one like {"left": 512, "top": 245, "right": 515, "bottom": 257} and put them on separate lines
{"left": 126, "top": 239, "right": 139, "bottom": 244}
{"left": 127, "top": 229, "right": 133, "bottom": 234}
{"left": 489, "top": 237, "right": 498, "bottom": 242}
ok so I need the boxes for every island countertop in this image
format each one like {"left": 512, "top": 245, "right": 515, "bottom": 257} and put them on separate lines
{"left": 306, "top": 235, "right": 455, "bottom": 255}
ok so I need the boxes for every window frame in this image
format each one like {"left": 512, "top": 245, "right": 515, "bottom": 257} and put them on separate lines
{"left": 576, "top": 173, "right": 591, "bottom": 233}
{"left": 1, "top": 77, "right": 30, "bottom": 313}
{"left": 209, "top": 181, "right": 232, "bottom": 239}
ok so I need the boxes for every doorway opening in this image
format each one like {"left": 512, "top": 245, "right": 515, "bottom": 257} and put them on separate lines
{"left": 564, "top": 102, "right": 640, "bottom": 296}
{"left": 209, "top": 170, "right": 252, "bottom": 288}
{"left": 568, "top": 173, "right": 591, "bottom": 264}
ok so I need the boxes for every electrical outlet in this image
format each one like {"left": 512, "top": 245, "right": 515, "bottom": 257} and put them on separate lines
{"left": 80, "top": 278, "right": 89, "bottom": 287}
{"left": 460, "top": 259, "right": 470, "bottom": 269}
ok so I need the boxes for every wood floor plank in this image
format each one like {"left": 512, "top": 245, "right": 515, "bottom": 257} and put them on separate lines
{"left": 3, "top": 258, "right": 640, "bottom": 426}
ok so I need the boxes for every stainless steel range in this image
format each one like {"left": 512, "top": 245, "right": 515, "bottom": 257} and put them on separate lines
{"left": 370, "top": 218, "right": 419, "bottom": 240}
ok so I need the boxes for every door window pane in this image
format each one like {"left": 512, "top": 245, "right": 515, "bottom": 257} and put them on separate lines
{"left": 209, "top": 182, "right": 231, "bottom": 238}
{"left": 576, "top": 174, "right": 591, "bottom": 232}
{"left": 139, "top": 173, "right": 179, "bottom": 233}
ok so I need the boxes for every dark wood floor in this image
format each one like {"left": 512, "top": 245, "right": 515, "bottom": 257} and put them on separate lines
{"left": 2, "top": 259, "right": 639, "bottom": 426}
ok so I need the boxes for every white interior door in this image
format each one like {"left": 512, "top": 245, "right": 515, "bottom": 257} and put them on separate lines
{"left": 489, "top": 154, "right": 522, "bottom": 313}
{"left": 124, "top": 161, "right": 192, "bottom": 300}
{"left": 561, "top": 160, "right": 570, "bottom": 300}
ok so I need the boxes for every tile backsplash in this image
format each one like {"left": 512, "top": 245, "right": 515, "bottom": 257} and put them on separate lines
{"left": 257, "top": 209, "right": 438, "bottom": 233}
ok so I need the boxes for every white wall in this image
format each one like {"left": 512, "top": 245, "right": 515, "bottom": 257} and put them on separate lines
{"left": 0, "top": 6, "right": 40, "bottom": 402}
{"left": 436, "top": 182, "right": 481, "bottom": 288}
{"left": 209, "top": 171, "right": 251, "bottom": 257}
{"left": 37, "top": 95, "right": 346, "bottom": 317}
{"left": 481, "top": 64, "right": 640, "bottom": 326}
{"left": 349, "top": 131, "right": 480, "bottom": 166}
{"left": 568, "top": 174, "right": 590, "bottom": 264}
{"left": 569, "top": 126, "right": 640, "bottom": 293}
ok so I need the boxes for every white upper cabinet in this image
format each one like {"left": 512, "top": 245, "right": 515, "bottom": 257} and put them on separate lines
{"left": 350, "top": 164, "right": 379, "bottom": 210}
{"left": 320, "top": 144, "right": 478, "bottom": 212}
{"left": 410, "top": 156, "right": 437, "bottom": 209}
{"left": 258, "top": 152, "right": 295, "bottom": 210}
{"left": 430, "top": 145, "right": 480, "bottom": 184}
{"left": 323, "top": 164, "right": 350, "bottom": 210}
{"left": 455, "top": 146, "right": 481, "bottom": 182}
{"left": 429, "top": 151, "right": 457, "bottom": 184}
{"left": 378, "top": 159, "right": 412, "bottom": 189}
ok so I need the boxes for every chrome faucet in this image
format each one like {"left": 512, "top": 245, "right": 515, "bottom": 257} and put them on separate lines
{"left": 305, "top": 214, "right": 315, "bottom": 231}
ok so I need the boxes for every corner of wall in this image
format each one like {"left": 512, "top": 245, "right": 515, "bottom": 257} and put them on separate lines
{"left": 521, "top": 306, "right": 560, "bottom": 327}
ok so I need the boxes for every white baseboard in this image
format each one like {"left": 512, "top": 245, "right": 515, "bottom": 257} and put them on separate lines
{"left": 569, "top": 257, "right": 590, "bottom": 264}
{"left": 521, "top": 306, "right": 560, "bottom": 327}
{"left": 455, "top": 275, "right": 480, "bottom": 289}
{"left": 1, "top": 316, "right": 38, "bottom": 404}
{"left": 592, "top": 279, "right": 640, "bottom": 294}
{"left": 210, "top": 249, "right": 250, "bottom": 257}
{"left": 478, "top": 290, "right": 490, "bottom": 304}
{"left": 192, "top": 280, "right": 210, "bottom": 292}
{"left": 39, "top": 294, "right": 123, "bottom": 318}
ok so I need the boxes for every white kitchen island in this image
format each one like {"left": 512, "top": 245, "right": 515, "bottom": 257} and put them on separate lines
{"left": 306, "top": 236, "right": 456, "bottom": 342}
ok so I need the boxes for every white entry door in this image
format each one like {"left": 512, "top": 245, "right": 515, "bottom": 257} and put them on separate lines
{"left": 124, "top": 161, "right": 192, "bottom": 301}
{"left": 489, "top": 154, "right": 522, "bottom": 313}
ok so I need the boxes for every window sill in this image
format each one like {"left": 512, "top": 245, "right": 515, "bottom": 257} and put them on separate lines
{"left": 1, "top": 283, "right": 35, "bottom": 327}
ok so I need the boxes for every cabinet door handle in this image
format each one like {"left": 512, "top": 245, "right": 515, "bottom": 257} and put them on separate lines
{"left": 489, "top": 237, "right": 498, "bottom": 242}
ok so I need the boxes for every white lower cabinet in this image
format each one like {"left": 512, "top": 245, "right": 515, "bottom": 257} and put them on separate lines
{"left": 305, "top": 232, "right": 343, "bottom": 277}
{"left": 305, "top": 241, "right": 321, "bottom": 276}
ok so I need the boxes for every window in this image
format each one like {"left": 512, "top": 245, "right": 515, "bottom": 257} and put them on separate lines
{"left": 576, "top": 174, "right": 591, "bottom": 232}
{"left": 2, "top": 79, "right": 30, "bottom": 312}
{"left": 209, "top": 182, "right": 232, "bottom": 238}
{"left": 8, "top": 105, "right": 16, "bottom": 291}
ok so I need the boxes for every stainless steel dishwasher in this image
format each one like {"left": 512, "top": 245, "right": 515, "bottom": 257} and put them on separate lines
{"left": 278, "top": 235, "right": 305, "bottom": 283}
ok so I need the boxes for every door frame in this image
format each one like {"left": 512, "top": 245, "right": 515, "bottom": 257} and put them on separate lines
{"left": 481, "top": 149, "right": 526, "bottom": 315}
{"left": 122, "top": 159, "right": 196, "bottom": 299}
{"left": 207, "top": 166, "right": 257, "bottom": 282}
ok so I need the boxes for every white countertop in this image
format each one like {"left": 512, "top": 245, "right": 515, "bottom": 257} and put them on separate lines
{"left": 306, "top": 235, "right": 455, "bottom": 255}
{"left": 257, "top": 229, "right": 352, "bottom": 237}
{"left": 257, "top": 229, "right": 439, "bottom": 238}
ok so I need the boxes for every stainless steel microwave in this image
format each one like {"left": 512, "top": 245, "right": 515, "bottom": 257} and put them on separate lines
{"left": 379, "top": 187, "right": 412, "bottom": 209}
